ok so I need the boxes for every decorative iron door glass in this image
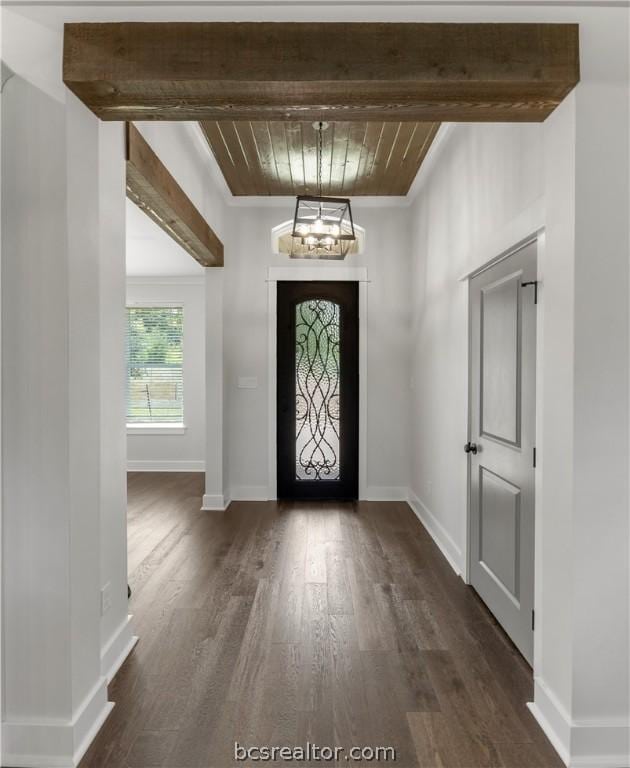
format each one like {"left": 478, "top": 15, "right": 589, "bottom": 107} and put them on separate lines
{"left": 295, "top": 299, "right": 340, "bottom": 480}
{"left": 277, "top": 282, "right": 359, "bottom": 499}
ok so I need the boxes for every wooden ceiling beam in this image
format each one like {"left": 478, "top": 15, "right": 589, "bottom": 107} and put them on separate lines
{"left": 63, "top": 22, "right": 579, "bottom": 123}
{"left": 125, "top": 123, "right": 224, "bottom": 267}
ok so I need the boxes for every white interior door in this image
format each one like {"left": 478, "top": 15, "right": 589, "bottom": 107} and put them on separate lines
{"left": 468, "top": 241, "right": 537, "bottom": 664}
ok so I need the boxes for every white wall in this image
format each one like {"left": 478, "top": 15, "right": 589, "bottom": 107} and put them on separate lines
{"left": 408, "top": 7, "right": 629, "bottom": 763}
{"left": 126, "top": 197, "right": 204, "bottom": 278}
{"left": 125, "top": 122, "right": 229, "bottom": 496}
{"left": 133, "top": 122, "right": 228, "bottom": 247}
{"left": 131, "top": 122, "right": 231, "bottom": 506}
{"left": 223, "top": 204, "right": 411, "bottom": 501}
{"left": 408, "top": 122, "right": 544, "bottom": 568}
{"left": 126, "top": 277, "right": 206, "bottom": 472}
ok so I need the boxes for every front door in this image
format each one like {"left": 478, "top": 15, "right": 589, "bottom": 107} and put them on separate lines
{"left": 277, "top": 281, "right": 359, "bottom": 500}
{"left": 469, "top": 241, "right": 537, "bottom": 664}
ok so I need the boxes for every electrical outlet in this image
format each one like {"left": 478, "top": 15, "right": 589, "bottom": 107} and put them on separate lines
{"left": 101, "top": 583, "right": 112, "bottom": 616}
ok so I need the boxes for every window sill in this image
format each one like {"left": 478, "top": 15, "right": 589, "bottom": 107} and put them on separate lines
{"left": 127, "top": 424, "right": 187, "bottom": 436}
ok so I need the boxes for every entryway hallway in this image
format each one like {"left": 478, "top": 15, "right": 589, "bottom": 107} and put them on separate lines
{"left": 80, "top": 473, "right": 563, "bottom": 768}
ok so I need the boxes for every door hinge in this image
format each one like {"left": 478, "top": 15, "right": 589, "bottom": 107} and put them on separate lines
{"left": 533, "top": 447, "right": 537, "bottom": 468}
{"left": 531, "top": 610, "right": 535, "bottom": 631}
{"left": 522, "top": 280, "right": 539, "bottom": 304}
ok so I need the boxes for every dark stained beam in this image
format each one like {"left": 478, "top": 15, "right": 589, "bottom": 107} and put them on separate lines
{"left": 125, "top": 123, "right": 223, "bottom": 267}
{"left": 63, "top": 22, "right": 579, "bottom": 123}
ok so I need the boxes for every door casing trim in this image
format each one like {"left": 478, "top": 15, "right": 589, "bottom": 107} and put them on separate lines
{"left": 267, "top": 266, "right": 368, "bottom": 500}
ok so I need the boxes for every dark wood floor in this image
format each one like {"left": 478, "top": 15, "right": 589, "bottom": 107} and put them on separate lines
{"left": 80, "top": 472, "right": 562, "bottom": 768}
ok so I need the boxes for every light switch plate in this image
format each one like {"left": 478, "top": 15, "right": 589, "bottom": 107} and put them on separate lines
{"left": 238, "top": 376, "right": 258, "bottom": 389}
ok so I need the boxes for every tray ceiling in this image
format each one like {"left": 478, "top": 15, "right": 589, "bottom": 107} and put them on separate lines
{"left": 200, "top": 121, "right": 440, "bottom": 197}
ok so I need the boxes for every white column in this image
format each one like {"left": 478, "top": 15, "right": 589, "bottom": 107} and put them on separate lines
{"left": 1, "top": 67, "right": 117, "bottom": 768}
{"left": 533, "top": 9, "right": 630, "bottom": 766}
{"left": 203, "top": 267, "right": 227, "bottom": 509}
{"left": 569, "top": 10, "right": 629, "bottom": 754}
{"left": 98, "top": 121, "right": 138, "bottom": 682}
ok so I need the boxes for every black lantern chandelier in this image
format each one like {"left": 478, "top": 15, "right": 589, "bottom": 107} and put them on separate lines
{"left": 291, "top": 122, "right": 356, "bottom": 260}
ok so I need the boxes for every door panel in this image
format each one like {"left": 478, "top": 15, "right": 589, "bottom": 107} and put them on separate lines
{"left": 479, "top": 468, "right": 521, "bottom": 602}
{"left": 480, "top": 273, "right": 521, "bottom": 446}
{"left": 277, "top": 281, "right": 359, "bottom": 500}
{"left": 469, "top": 241, "right": 537, "bottom": 664}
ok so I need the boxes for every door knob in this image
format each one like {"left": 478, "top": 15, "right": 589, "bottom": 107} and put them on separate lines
{"left": 464, "top": 442, "right": 478, "bottom": 455}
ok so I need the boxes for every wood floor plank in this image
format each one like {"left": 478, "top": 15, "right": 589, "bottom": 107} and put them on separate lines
{"left": 329, "top": 613, "right": 373, "bottom": 750}
{"left": 298, "top": 582, "right": 331, "bottom": 713}
{"left": 272, "top": 510, "right": 307, "bottom": 643}
{"left": 325, "top": 539, "right": 354, "bottom": 615}
{"left": 165, "top": 594, "right": 255, "bottom": 766}
{"left": 79, "top": 473, "right": 563, "bottom": 768}
{"left": 421, "top": 650, "right": 502, "bottom": 767}
{"left": 413, "top": 571, "right": 535, "bottom": 745}
{"left": 227, "top": 578, "right": 280, "bottom": 701}
{"left": 304, "top": 512, "right": 328, "bottom": 584}
{"left": 126, "top": 730, "right": 177, "bottom": 768}
{"left": 346, "top": 558, "right": 397, "bottom": 651}
{"left": 408, "top": 711, "right": 478, "bottom": 768}
{"left": 403, "top": 593, "right": 449, "bottom": 651}
{"left": 496, "top": 741, "right": 566, "bottom": 768}
{"left": 361, "top": 650, "right": 419, "bottom": 767}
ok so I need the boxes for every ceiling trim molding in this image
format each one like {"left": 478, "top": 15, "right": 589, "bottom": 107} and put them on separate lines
{"left": 268, "top": 265, "right": 368, "bottom": 283}
{"left": 5, "top": 1, "right": 626, "bottom": 6}
{"left": 126, "top": 275, "right": 205, "bottom": 284}
{"left": 406, "top": 123, "right": 457, "bottom": 203}
{"left": 187, "top": 121, "right": 234, "bottom": 203}
{"left": 227, "top": 195, "right": 411, "bottom": 209}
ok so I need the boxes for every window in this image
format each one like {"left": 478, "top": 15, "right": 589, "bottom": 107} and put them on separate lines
{"left": 126, "top": 306, "right": 184, "bottom": 425}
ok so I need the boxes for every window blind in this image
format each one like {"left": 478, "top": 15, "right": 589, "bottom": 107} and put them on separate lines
{"left": 126, "top": 306, "right": 184, "bottom": 424}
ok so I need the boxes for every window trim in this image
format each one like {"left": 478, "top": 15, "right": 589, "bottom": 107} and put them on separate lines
{"left": 126, "top": 423, "right": 187, "bottom": 436}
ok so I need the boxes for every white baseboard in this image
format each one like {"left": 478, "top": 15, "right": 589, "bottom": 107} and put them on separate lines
{"left": 528, "top": 678, "right": 572, "bottom": 766}
{"left": 218, "top": 487, "right": 409, "bottom": 503}
{"left": 529, "top": 677, "right": 630, "bottom": 768}
{"left": 406, "top": 490, "right": 463, "bottom": 576}
{"left": 364, "top": 485, "right": 408, "bottom": 501}
{"left": 230, "top": 486, "right": 270, "bottom": 501}
{"left": 2, "top": 677, "right": 113, "bottom": 768}
{"left": 101, "top": 614, "right": 138, "bottom": 683}
{"left": 201, "top": 493, "right": 230, "bottom": 511}
{"left": 127, "top": 460, "right": 205, "bottom": 472}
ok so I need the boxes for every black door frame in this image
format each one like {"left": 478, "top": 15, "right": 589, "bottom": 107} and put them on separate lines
{"left": 277, "top": 280, "right": 359, "bottom": 500}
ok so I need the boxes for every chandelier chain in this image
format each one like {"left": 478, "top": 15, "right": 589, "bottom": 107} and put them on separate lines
{"left": 318, "top": 121, "right": 323, "bottom": 197}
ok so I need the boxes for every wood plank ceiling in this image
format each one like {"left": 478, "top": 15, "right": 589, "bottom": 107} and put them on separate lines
{"left": 200, "top": 121, "right": 440, "bottom": 196}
